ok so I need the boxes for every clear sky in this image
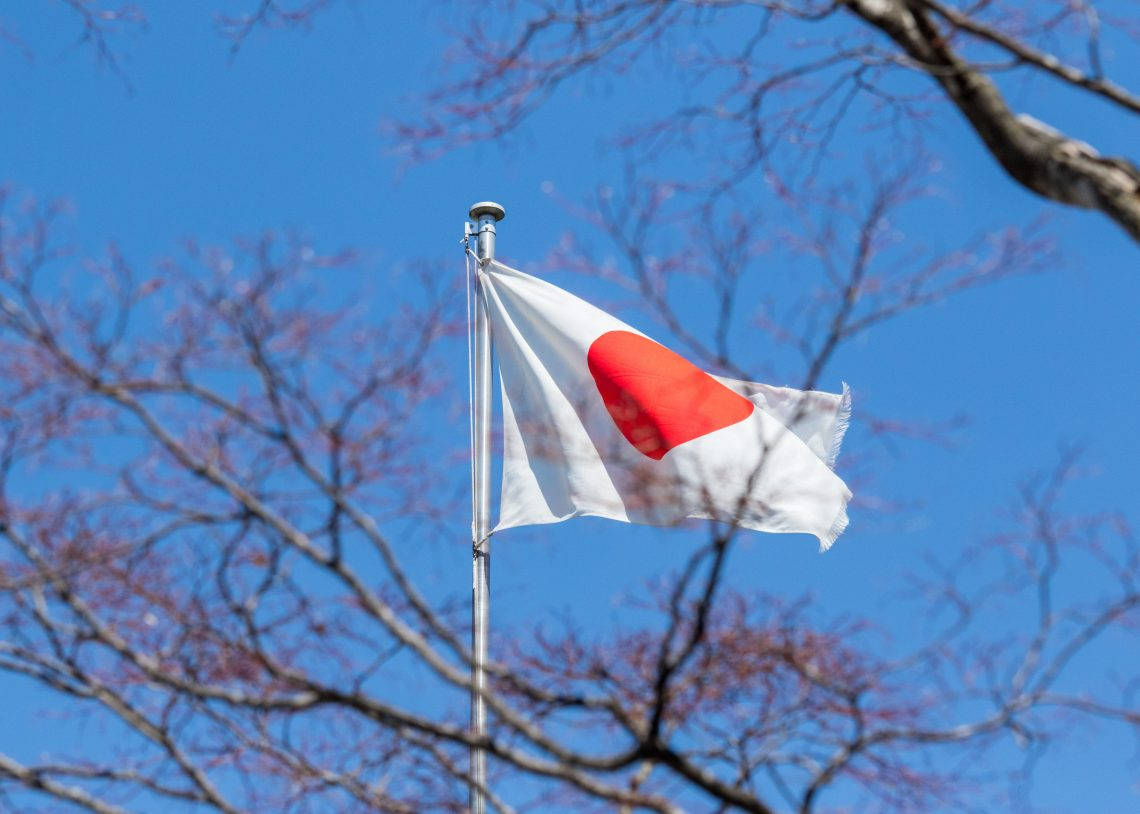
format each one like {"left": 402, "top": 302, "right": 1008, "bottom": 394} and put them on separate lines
{"left": 2, "top": 2, "right": 1138, "bottom": 811}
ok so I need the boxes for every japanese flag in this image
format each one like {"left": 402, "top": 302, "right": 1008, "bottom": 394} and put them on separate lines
{"left": 481, "top": 260, "right": 852, "bottom": 550}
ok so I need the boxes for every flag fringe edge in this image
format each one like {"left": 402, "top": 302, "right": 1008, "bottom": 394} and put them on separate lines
{"left": 820, "top": 506, "right": 849, "bottom": 552}
{"left": 824, "top": 382, "right": 852, "bottom": 470}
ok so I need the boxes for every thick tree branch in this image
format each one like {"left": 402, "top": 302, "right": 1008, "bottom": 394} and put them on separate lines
{"left": 915, "top": 0, "right": 1140, "bottom": 115}
{"left": 845, "top": 0, "right": 1140, "bottom": 243}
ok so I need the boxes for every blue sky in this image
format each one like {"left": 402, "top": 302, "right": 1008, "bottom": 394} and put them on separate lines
{"left": 2, "top": 2, "right": 1139, "bottom": 811}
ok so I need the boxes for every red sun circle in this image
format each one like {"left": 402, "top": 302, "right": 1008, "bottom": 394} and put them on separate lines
{"left": 586, "top": 330, "right": 754, "bottom": 460}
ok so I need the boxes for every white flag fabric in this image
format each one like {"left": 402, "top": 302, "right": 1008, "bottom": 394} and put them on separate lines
{"left": 480, "top": 260, "right": 852, "bottom": 550}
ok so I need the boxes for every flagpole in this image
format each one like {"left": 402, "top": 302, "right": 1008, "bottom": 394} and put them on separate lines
{"left": 468, "top": 200, "right": 504, "bottom": 814}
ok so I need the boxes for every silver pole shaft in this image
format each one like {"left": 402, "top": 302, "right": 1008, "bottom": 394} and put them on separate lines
{"left": 468, "top": 201, "right": 503, "bottom": 814}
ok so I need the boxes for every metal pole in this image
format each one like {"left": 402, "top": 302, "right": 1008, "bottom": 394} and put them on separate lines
{"left": 468, "top": 200, "right": 504, "bottom": 814}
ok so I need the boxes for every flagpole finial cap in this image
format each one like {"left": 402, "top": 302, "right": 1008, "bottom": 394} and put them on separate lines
{"left": 469, "top": 201, "right": 506, "bottom": 222}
